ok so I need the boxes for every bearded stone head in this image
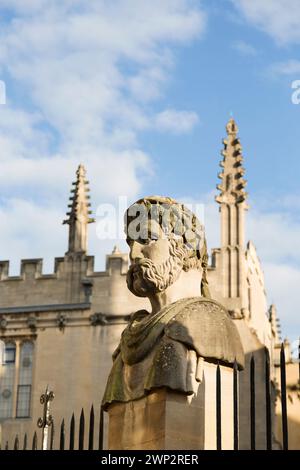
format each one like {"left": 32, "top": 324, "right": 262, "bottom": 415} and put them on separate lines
{"left": 124, "top": 196, "right": 210, "bottom": 299}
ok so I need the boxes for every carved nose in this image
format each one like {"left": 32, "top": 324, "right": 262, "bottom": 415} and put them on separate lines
{"left": 130, "top": 241, "right": 143, "bottom": 262}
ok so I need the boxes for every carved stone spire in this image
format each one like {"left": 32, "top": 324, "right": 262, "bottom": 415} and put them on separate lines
{"left": 63, "top": 164, "right": 95, "bottom": 255}
{"left": 216, "top": 118, "right": 248, "bottom": 206}
{"left": 215, "top": 119, "right": 248, "bottom": 301}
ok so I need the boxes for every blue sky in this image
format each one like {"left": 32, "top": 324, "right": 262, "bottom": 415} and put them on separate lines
{"left": 0, "top": 0, "right": 299, "bottom": 345}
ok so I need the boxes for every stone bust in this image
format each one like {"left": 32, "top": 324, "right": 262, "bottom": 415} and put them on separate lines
{"left": 102, "top": 196, "right": 244, "bottom": 409}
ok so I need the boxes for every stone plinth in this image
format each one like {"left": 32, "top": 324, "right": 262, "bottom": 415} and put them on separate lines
{"left": 107, "top": 361, "right": 234, "bottom": 450}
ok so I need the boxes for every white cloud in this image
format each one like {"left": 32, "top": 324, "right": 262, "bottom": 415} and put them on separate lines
{"left": 246, "top": 203, "right": 300, "bottom": 342}
{"left": 128, "top": 67, "right": 169, "bottom": 103}
{"left": 231, "top": 0, "right": 300, "bottom": 45}
{"left": 0, "top": 197, "right": 129, "bottom": 275}
{"left": 263, "top": 262, "right": 300, "bottom": 340}
{"left": 0, "top": 1, "right": 205, "bottom": 189}
{"left": 268, "top": 59, "right": 300, "bottom": 77}
{"left": 232, "top": 40, "right": 258, "bottom": 56}
{"left": 247, "top": 205, "right": 300, "bottom": 265}
{"left": 154, "top": 108, "right": 199, "bottom": 134}
{"left": 0, "top": 198, "right": 64, "bottom": 274}
{"left": 0, "top": 0, "right": 205, "bottom": 273}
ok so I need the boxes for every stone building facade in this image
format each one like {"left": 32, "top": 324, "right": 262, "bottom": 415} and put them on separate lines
{"left": 0, "top": 120, "right": 298, "bottom": 449}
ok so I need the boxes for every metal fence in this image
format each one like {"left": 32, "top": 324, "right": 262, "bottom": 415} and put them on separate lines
{"left": 1, "top": 342, "right": 299, "bottom": 451}
{"left": 2, "top": 402, "right": 105, "bottom": 451}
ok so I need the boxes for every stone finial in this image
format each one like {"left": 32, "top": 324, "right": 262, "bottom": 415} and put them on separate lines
{"left": 63, "top": 164, "right": 95, "bottom": 255}
{"left": 226, "top": 117, "right": 238, "bottom": 135}
{"left": 215, "top": 118, "right": 248, "bottom": 205}
{"left": 112, "top": 245, "right": 121, "bottom": 254}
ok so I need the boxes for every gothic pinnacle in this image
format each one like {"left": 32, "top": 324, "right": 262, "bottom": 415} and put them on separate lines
{"left": 215, "top": 118, "right": 248, "bottom": 205}
{"left": 63, "top": 164, "right": 95, "bottom": 254}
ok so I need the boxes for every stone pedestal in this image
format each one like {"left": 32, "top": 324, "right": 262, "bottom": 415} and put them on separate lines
{"left": 107, "top": 361, "right": 234, "bottom": 450}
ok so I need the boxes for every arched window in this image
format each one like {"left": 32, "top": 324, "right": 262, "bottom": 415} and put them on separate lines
{"left": 0, "top": 342, "right": 16, "bottom": 418}
{"left": 16, "top": 342, "right": 34, "bottom": 418}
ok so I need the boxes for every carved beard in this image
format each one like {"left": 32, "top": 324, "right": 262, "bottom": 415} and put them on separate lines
{"left": 126, "top": 249, "right": 184, "bottom": 298}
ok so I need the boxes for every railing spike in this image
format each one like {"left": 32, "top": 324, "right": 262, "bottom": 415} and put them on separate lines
{"left": 250, "top": 355, "right": 256, "bottom": 450}
{"left": 280, "top": 343, "right": 288, "bottom": 450}
{"left": 216, "top": 362, "right": 222, "bottom": 450}
{"left": 233, "top": 359, "right": 239, "bottom": 450}
{"left": 99, "top": 405, "right": 104, "bottom": 450}
{"left": 23, "top": 433, "right": 28, "bottom": 451}
{"left": 69, "top": 413, "right": 75, "bottom": 450}
{"left": 60, "top": 419, "right": 65, "bottom": 450}
{"left": 79, "top": 408, "right": 85, "bottom": 450}
{"left": 32, "top": 432, "right": 38, "bottom": 450}
{"left": 50, "top": 421, "right": 55, "bottom": 450}
{"left": 88, "top": 405, "right": 95, "bottom": 450}
{"left": 264, "top": 347, "right": 272, "bottom": 450}
{"left": 13, "top": 435, "right": 19, "bottom": 450}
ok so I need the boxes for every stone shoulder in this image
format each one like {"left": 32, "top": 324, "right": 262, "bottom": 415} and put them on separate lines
{"left": 165, "top": 297, "right": 245, "bottom": 369}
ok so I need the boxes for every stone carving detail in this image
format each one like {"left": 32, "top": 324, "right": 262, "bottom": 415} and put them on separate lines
{"left": 27, "top": 314, "right": 37, "bottom": 330}
{"left": 56, "top": 313, "right": 68, "bottom": 330}
{"left": 229, "top": 308, "right": 244, "bottom": 319}
{"left": 2, "top": 389, "right": 11, "bottom": 399}
{"left": 0, "top": 316, "right": 7, "bottom": 330}
{"left": 241, "top": 307, "right": 250, "bottom": 320}
{"left": 90, "top": 313, "right": 107, "bottom": 326}
{"left": 102, "top": 196, "right": 244, "bottom": 409}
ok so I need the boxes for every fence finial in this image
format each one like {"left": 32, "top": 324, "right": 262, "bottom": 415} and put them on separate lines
{"left": 37, "top": 386, "right": 55, "bottom": 450}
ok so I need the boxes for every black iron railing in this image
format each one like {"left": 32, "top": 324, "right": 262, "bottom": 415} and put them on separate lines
{"left": 2, "top": 341, "right": 299, "bottom": 450}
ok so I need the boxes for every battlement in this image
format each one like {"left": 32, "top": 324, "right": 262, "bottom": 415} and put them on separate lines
{"left": 0, "top": 250, "right": 130, "bottom": 310}
{"left": 0, "top": 251, "right": 129, "bottom": 281}
{"left": 0, "top": 257, "right": 64, "bottom": 280}
{"left": 105, "top": 247, "right": 128, "bottom": 276}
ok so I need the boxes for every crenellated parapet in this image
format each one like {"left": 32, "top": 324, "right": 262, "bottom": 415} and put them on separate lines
{"left": 0, "top": 246, "right": 133, "bottom": 313}
{"left": 0, "top": 261, "right": 9, "bottom": 280}
{"left": 105, "top": 245, "right": 128, "bottom": 275}
{"left": 0, "top": 258, "right": 68, "bottom": 280}
{"left": 0, "top": 251, "right": 129, "bottom": 280}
